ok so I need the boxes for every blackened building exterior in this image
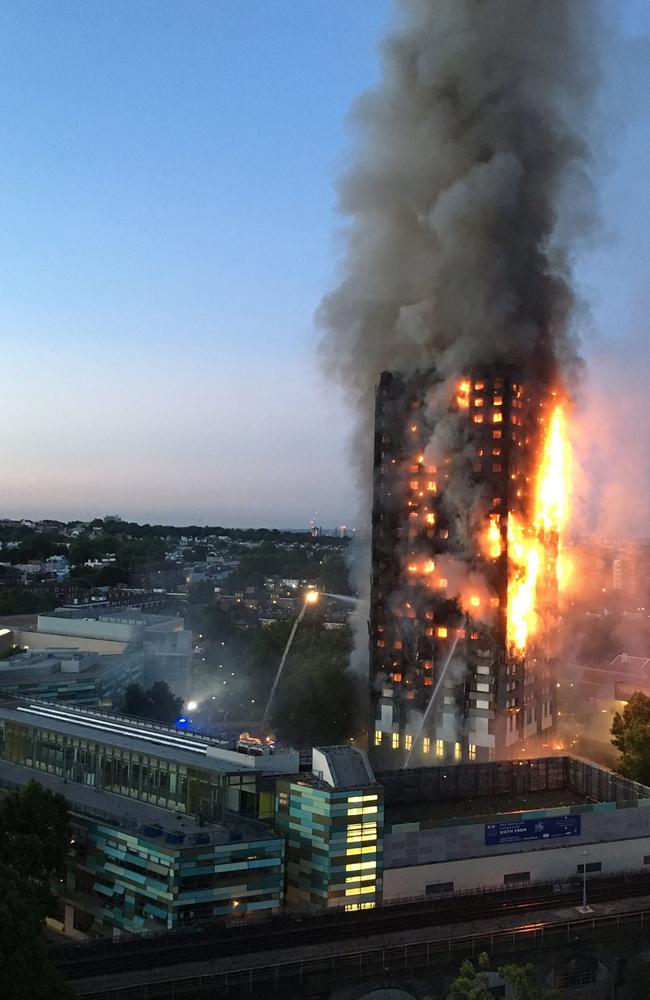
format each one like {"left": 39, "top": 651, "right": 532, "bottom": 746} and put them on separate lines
{"left": 369, "top": 369, "right": 556, "bottom": 769}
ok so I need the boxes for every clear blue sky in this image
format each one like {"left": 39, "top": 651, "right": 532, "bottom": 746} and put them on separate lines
{"left": 0, "top": 1, "right": 648, "bottom": 531}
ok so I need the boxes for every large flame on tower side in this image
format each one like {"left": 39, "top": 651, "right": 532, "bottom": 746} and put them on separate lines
{"left": 507, "top": 404, "right": 569, "bottom": 654}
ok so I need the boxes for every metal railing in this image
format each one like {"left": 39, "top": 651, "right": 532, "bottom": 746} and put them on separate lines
{"left": 74, "top": 907, "right": 650, "bottom": 999}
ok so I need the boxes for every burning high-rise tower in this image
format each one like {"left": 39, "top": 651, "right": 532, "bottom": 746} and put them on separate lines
{"left": 369, "top": 367, "right": 567, "bottom": 766}
{"left": 317, "top": 0, "right": 601, "bottom": 764}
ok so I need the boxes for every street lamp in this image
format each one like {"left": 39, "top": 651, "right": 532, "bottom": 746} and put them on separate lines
{"left": 576, "top": 850, "right": 592, "bottom": 914}
{"left": 261, "top": 589, "right": 319, "bottom": 729}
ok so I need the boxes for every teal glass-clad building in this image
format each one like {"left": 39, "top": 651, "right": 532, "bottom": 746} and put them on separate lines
{"left": 275, "top": 747, "right": 384, "bottom": 911}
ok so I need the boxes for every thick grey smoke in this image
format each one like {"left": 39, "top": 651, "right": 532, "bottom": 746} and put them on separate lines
{"left": 318, "top": 0, "right": 601, "bottom": 481}
{"left": 317, "top": 0, "right": 602, "bottom": 705}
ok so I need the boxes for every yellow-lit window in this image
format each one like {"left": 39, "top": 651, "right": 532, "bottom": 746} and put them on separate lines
{"left": 474, "top": 398, "right": 484, "bottom": 407}
{"left": 469, "top": 743, "right": 477, "bottom": 761}
{"left": 427, "top": 481, "right": 437, "bottom": 492}
{"left": 374, "top": 730, "right": 382, "bottom": 747}
{"left": 493, "top": 396, "right": 503, "bottom": 406}
{"left": 405, "top": 734, "right": 413, "bottom": 750}
{"left": 391, "top": 732, "right": 400, "bottom": 750}
{"left": 425, "top": 513, "right": 435, "bottom": 525}
{"left": 346, "top": 861, "right": 377, "bottom": 872}
{"left": 454, "top": 742, "right": 462, "bottom": 761}
{"left": 493, "top": 412, "right": 503, "bottom": 423}
{"left": 474, "top": 381, "right": 485, "bottom": 390}
{"left": 423, "top": 737, "right": 431, "bottom": 754}
{"left": 348, "top": 807, "right": 363, "bottom": 816}
{"left": 437, "top": 626, "right": 448, "bottom": 638}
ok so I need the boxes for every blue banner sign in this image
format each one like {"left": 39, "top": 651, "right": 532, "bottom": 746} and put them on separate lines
{"left": 485, "top": 814, "right": 581, "bottom": 846}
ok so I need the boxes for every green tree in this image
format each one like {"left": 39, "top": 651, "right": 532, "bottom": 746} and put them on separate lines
{"left": 0, "top": 781, "right": 73, "bottom": 999}
{"left": 611, "top": 691, "right": 650, "bottom": 783}
{"left": 449, "top": 954, "right": 559, "bottom": 999}
{"left": 122, "top": 681, "right": 183, "bottom": 725}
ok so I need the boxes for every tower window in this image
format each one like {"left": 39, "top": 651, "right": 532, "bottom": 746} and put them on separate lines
{"left": 435, "top": 739, "right": 444, "bottom": 758}
{"left": 422, "top": 737, "right": 431, "bottom": 754}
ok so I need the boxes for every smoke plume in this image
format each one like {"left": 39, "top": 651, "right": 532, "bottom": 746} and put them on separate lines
{"left": 318, "top": 0, "right": 601, "bottom": 485}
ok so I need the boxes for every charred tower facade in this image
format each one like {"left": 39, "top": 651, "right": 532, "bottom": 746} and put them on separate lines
{"left": 369, "top": 369, "right": 558, "bottom": 768}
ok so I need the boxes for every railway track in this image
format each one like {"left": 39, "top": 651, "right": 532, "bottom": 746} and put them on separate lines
{"left": 56, "top": 871, "right": 650, "bottom": 980}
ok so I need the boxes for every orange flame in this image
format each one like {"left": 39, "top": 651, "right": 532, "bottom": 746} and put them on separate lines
{"left": 456, "top": 380, "right": 470, "bottom": 408}
{"left": 507, "top": 404, "right": 569, "bottom": 654}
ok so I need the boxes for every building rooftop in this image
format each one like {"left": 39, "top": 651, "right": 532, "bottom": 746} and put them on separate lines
{"left": 0, "top": 698, "right": 300, "bottom": 776}
{"left": 312, "top": 745, "right": 377, "bottom": 790}
{"left": 0, "top": 759, "right": 274, "bottom": 848}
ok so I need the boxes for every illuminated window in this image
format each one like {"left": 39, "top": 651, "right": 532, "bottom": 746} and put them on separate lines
{"left": 374, "top": 730, "right": 382, "bottom": 747}
{"left": 493, "top": 412, "right": 503, "bottom": 423}
{"left": 493, "top": 430, "right": 502, "bottom": 439}
{"left": 473, "top": 414, "right": 484, "bottom": 424}
{"left": 425, "top": 513, "right": 435, "bottom": 525}
{"left": 393, "top": 639, "right": 403, "bottom": 650}
{"left": 410, "top": 479, "right": 419, "bottom": 490}
{"left": 488, "top": 747, "right": 495, "bottom": 761}
{"left": 424, "top": 676, "right": 432, "bottom": 686}
{"left": 423, "top": 737, "right": 431, "bottom": 754}
{"left": 426, "top": 481, "right": 437, "bottom": 492}
{"left": 440, "top": 529, "right": 449, "bottom": 539}
{"left": 422, "top": 659, "right": 433, "bottom": 670}
{"left": 376, "top": 639, "right": 385, "bottom": 648}
{"left": 346, "top": 861, "right": 377, "bottom": 872}
{"left": 425, "top": 627, "right": 433, "bottom": 637}
{"left": 405, "top": 734, "right": 413, "bottom": 751}
{"left": 454, "top": 742, "right": 462, "bottom": 761}
{"left": 391, "top": 673, "right": 402, "bottom": 683}
{"left": 425, "top": 611, "right": 433, "bottom": 620}
{"left": 492, "top": 448, "right": 501, "bottom": 456}
{"left": 392, "top": 732, "right": 400, "bottom": 750}
{"left": 410, "top": 424, "right": 417, "bottom": 432}
{"left": 435, "top": 739, "right": 444, "bottom": 758}
{"left": 409, "top": 464, "right": 419, "bottom": 473}
{"left": 437, "top": 626, "right": 448, "bottom": 638}
{"left": 493, "top": 396, "right": 503, "bottom": 406}
{"left": 474, "top": 381, "right": 484, "bottom": 390}
{"left": 474, "top": 398, "right": 484, "bottom": 407}
{"left": 469, "top": 743, "right": 477, "bottom": 761}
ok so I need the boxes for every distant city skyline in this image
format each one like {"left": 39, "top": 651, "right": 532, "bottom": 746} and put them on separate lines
{"left": 1, "top": 2, "right": 650, "bottom": 532}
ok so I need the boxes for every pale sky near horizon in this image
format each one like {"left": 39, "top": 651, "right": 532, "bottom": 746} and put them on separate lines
{"left": 1, "top": 1, "right": 649, "bottom": 532}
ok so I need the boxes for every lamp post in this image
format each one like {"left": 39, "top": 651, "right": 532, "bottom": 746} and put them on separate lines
{"left": 576, "top": 849, "right": 592, "bottom": 914}
{"left": 261, "top": 589, "right": 319, "bottom": 731}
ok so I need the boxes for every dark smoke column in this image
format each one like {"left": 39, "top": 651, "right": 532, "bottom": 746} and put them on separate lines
{"left": 317, "top": 1, "right": 600, "bottom": 765}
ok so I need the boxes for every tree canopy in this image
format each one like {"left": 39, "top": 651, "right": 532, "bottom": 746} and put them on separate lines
{"left": 449, "top": 955, "right": 559, "bottom": 1000}
{"left": 611, "top": 691, "right": 650, "bottom": 784}
{"left": 0, "top": 781, "right": 73, "bottom": 999}
{"left": 122, "top": 681, "right": 184, "bottom": 725}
